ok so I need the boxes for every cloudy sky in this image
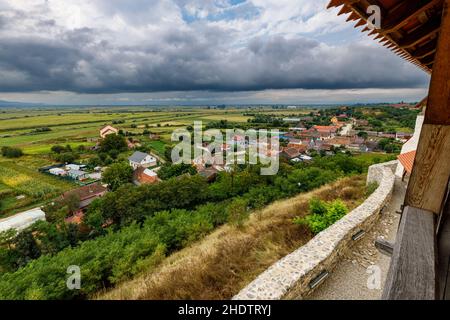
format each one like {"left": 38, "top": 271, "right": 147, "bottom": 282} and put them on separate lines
{"left": 0, "top": 0, "right": 430, "bottom": 105}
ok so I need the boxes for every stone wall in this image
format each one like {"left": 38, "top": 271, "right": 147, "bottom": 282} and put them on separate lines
{"left": 233, "top": 161, "right": 397, "bottom": 300}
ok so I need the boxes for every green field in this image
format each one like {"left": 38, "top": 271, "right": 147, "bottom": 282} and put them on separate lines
{"left": 0, "top": 107, "right": 260, "bottom": 215}
{"left": 0, "top": 161, "right": 76, "bottom": 217}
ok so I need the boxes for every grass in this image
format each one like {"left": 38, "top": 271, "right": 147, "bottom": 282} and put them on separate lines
{"left": 146, "top": 140, "right": 167, "bottom": 156}
{"left": 97, "top": 174, "right": 368, "bottom": 300}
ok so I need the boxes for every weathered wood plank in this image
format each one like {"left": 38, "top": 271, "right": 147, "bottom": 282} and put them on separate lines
{"left": 382, "top": 206, "right": 437, "bottom": 300}
{"left": 405, "top": 0, "right": 450, "bottom": 214}
{"left": 405, "top": 125, "right": 450, "bottom": 213}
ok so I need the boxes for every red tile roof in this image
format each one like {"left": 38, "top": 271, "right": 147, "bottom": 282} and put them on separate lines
{"left": 62, "top": 184, "right": 107, "bottom": 202}
{"left": 313, "top": 125, "right": 338, "bottom": 133}
{"left": 134, "top": 167, "right": 158, "bottom": 184}
{"left": 398, "top": 150, "right": 416, "bottom": 174}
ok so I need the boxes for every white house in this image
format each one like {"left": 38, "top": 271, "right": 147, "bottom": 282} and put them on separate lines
{"left": 49, "top": 168, "right": 67, "bottom": 176}
{"left": 128, "top": 151, "right": 157, "bottom": 170}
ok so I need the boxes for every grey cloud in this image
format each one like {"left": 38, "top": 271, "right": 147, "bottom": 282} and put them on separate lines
{"left": 0, "top": 3, "right": 429, "bottom": 94}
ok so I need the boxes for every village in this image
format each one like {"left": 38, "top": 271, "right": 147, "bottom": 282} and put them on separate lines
{"left": 0, "top": 105, "right": 418, "bottom": 233}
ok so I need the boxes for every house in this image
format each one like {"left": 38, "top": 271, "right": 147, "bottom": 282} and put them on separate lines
{"left": 66, "top": 164, "right": 83, "bottom": 171}
{"left": 327, "top": 137, "right": 352, "bottom": 147}
{"left": 100, "top": 125, "right": 119, "bottom": 138}
{"left": 128, "top": 151, "right": 157, "bottom": 170}
{"left": 283, "top": 118, "right": 301, "bottom": 123}
{"left": 287, "top": 140, "right": 307, "bottom": 153}
{"left": 127, "top": 138, "right": 141, "bottom": 149}
{"left": 309, "top": 139, "right": 333, "bottom": 152}
{"left": 313, "top": 125, "right": 339, "bottom": 139}
{"left": 49, "top": 168, "right": 67, "bottom": 176}
{"left": 62, "top": 184, "right": 108, "bottom": 223}
{"left": 287, "top": 138, "right": 302, "bottom": 146}
{"left": 281, "top": 147, "right": 301, "bottom": 160}
{"left": 67, "top": 169, "right": 88, "bottom": 181}
{"left": 133, "top": 167, "right": 159, "bottom": 185}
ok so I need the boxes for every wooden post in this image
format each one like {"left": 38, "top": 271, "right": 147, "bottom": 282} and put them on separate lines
{"left": 405, "top": 0, "right": 450, "bottom": 214}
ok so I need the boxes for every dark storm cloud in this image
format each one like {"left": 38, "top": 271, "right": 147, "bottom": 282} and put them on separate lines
{"left": 0, "top": 4, "right": 429, "bottom": 94}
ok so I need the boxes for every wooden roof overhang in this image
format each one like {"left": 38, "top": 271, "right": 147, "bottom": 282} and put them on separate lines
{"left": 327, "top": 0, "right": 445, "bottom": 73}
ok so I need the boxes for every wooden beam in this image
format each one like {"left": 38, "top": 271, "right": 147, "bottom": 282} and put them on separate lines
{"left": 382, "top": 206, "right": 437, "bottom": 300}
{"left": 412, "top": 39, "right": 438, "bottom": 59}
{"left": 425, "top": 0, "right": 450, "bottom": 125}
{"left": 398, "top": 18, "right": 441, "bottom": 49}
{"left": 382, "top": 0, "right": 443, "bottom": 33}
{"left": 418, "top": 54, "right": 435, "bottom": 66}
{"left": 405, "top": 0, "right": 450, "bottom": 214}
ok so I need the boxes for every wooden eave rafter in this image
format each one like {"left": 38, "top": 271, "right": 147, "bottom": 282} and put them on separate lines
{"left": 327, "top": 0, "right": 445, "bottom": 74}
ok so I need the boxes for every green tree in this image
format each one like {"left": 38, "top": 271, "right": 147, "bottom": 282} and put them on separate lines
{"left": 102, "top": 162, "right": 134, "bottom": 191}
{"left": 99, "top": 134, "right": 128, "bottom": 153}
{"left": 13, "top": 230, "right": 41, "bottom": 268}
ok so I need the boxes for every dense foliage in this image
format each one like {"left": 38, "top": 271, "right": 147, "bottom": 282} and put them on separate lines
{"left": 157, "top": 163, "right": 197, "bottom": 180}
{"left": 1, "top": 146, "right": 23, "bottom": 158}
{"left": 294, "top": 198, "right": 349, "bottom": 234}
{"left": 0, "top": 153, "right": 386, "bottom": 299}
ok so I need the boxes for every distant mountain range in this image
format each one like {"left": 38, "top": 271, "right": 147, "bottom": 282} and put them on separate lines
{"left": 0, "top": 100, "right": 47, "bottom": 107}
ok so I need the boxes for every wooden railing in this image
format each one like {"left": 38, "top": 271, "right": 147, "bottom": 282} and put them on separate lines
{"left": 382, "top": 206, "right": 437, "bottom": 300}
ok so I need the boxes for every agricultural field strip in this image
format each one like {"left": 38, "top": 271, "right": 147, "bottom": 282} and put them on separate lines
{"left": 0, "top": 112, "right": 215, "bottom": 132}
{"left": 0, "top": 111, "right": 235, "bottom": 135}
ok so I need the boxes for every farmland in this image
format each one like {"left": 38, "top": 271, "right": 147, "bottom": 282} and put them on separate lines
{"left": 0, "top": 106, "right": 292, "bottom": 216}
{"left": 0, "top": 161, "right": 76, "bottom": 217}
{"left": 0, "top": 104, "right": 409, "bottom": 218}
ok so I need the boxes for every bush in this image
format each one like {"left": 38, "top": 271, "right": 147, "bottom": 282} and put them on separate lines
{"left": 1, "top": 146, "right": 23, "bottom": 158}
{"left": 294, "top": 198, "right": 348, "bottom": 234}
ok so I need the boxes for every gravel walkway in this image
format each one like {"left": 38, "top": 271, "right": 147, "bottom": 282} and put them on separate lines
{"left": 307, "top": 177, "right": 406, "bottom": 300}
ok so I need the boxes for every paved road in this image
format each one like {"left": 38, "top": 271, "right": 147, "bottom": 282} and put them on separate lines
{"left": 307, "top": 178, "right": 406, "bottom": 300}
